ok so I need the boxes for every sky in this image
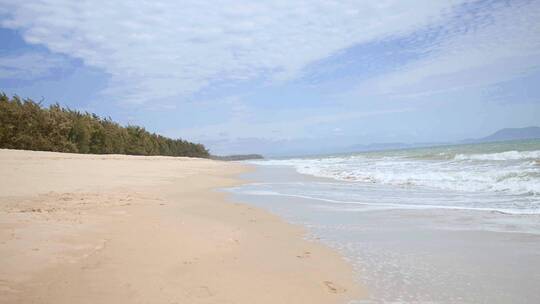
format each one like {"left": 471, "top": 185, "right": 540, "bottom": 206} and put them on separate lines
{"left": 1, "top": 0, "right": 539, "bottom": 156}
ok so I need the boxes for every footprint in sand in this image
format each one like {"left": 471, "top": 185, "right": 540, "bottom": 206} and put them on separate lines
{"left": 323, "top": 281, "right": 346, "bottom": 294}
{"left": 296, "top": 251, "right": 311, "bottom": 259}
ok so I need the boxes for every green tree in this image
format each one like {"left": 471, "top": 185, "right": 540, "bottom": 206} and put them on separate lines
{"left": 0, "top": 93, "right": 210, "bottom": 158}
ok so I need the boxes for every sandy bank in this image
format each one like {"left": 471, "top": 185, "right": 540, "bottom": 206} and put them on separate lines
{"left": 0, "top": 149, "right": 364, "bottom": 303}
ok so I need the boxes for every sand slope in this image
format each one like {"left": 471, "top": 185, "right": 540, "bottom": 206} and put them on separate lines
{"left": 0, "top": 149, "right": 364, "bottom": 303}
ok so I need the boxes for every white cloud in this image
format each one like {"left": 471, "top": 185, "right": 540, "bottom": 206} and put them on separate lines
{"left": 0, "top": 0, "right": 466, "bottom": 104}
{"left": 349, "top": 0, "right": 540, "bottom": 99}
{"left": 0, "top": 52, "right": 67, "bottom": 80}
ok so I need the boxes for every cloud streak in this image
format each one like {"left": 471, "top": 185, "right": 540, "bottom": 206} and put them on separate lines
{"left": 348, "top": 0, "right": 540, "bottom": 99}
{"left": 0, "top": 0, "right": 466, "bottom": 104}
{"left": 0, "top": 52, "right": 67, "bottom": 80}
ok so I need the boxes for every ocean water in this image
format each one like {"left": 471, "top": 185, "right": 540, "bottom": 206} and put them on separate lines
{"left": 228, "top": 139, "right": 540, "bottom": 303}
{"left": 246, "top": 140, "right": 540, "bottom": 216}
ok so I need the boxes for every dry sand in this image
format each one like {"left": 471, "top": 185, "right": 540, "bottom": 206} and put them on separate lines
{"left": 0, "top": 149, "right": 364, "bottom": 303}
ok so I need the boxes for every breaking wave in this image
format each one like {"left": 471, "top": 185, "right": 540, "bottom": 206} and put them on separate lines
{"left": 249, "top": 143, "right": 540, "bottom": 196}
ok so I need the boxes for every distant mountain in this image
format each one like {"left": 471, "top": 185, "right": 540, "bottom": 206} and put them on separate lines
{"left": 343, "top": 127, "right": 540, "bottom": 155}
{"left": 465, "top": 126, "right": 540, "bottom": 143}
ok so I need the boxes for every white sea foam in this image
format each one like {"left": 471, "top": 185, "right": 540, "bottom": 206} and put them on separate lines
{"left": 234, "top": 141, "right": 540, "bottom": 304}
{"left": 454, "top": 150, "right": 540, "bottom": 161}
{"left": 248, "top": 146, "right": 540, "bottom": 196}
{"left": 235, "top": 189, "right": 540, "bottom": 215}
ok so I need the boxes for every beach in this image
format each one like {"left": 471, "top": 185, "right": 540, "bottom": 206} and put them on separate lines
{"left": 232, "top": 142, "right": 540, "bottom": 303}
{"left": 0, "top": 149, "right": 364, "bottom": 304}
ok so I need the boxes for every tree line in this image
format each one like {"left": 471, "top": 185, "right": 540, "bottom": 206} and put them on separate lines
{"left": 0, "top": 93, "right": 210, "bottom": 158}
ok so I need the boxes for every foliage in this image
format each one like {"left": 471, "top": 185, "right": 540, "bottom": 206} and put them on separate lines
{"left": 0, "top": 93, "right": 209, "bottom": 158}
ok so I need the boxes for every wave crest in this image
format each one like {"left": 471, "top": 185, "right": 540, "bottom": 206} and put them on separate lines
{"left": 454, "top": 150, "right": 540, "bottom": 161}
{"left": 249, "top": 149, "right": 540, "bottom": 196}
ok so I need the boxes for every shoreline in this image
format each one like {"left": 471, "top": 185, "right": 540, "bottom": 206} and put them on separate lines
{"left": 231, "top": 164, "right": 540, "bottom": 303}
{"left": 0, "top": 149, "right": 364, "bottom": 303}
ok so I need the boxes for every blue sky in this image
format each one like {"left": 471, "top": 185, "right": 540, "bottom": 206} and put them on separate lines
{"left": 1, "top": 0, "right": 539, "bottom": 156}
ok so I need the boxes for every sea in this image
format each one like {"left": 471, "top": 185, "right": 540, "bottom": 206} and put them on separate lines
{"left": 227, "top": 139, "right": 540, "bottom": 303}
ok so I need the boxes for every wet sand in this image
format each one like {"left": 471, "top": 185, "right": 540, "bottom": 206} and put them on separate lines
{"left": 230, "top": 165, "right": 540, "bottom": 304}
